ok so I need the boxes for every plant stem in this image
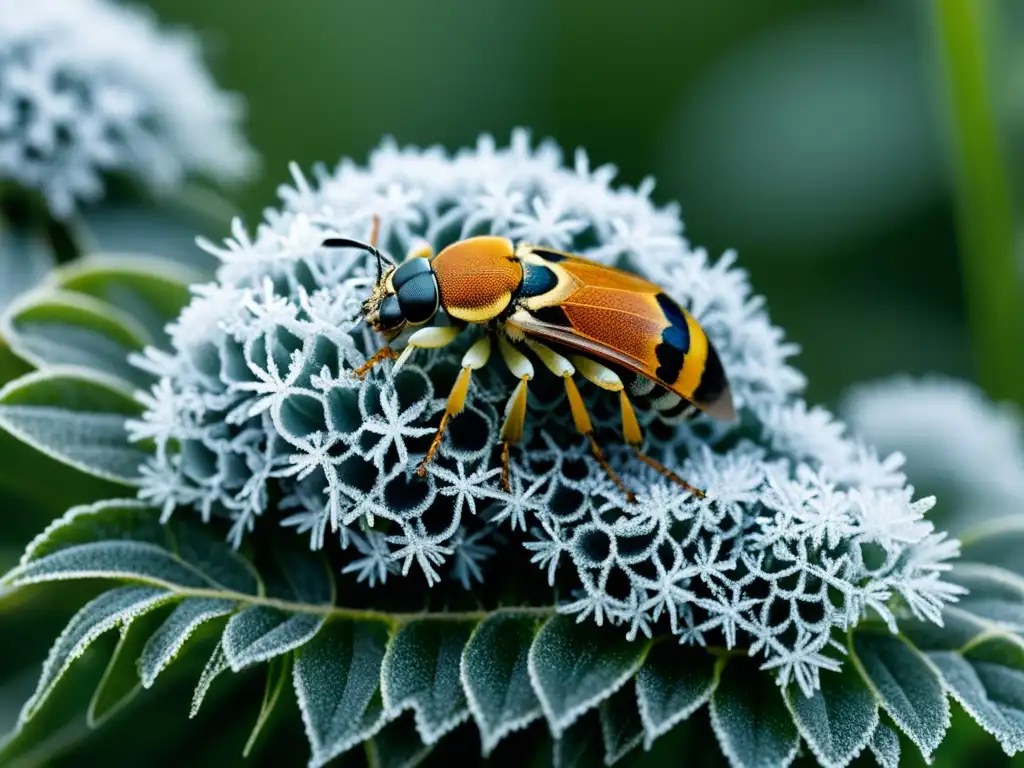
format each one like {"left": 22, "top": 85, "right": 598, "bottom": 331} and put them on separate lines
{"left": 934, "top": 0, "right": 1023, "bottom": 405}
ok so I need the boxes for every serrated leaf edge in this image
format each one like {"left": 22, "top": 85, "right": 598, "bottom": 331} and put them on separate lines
{"left": 459, "top": 612, "right": 544, "bottom": 756}
{"left": 708, "top": 658, "right": 800, "bottom": 768}
{"left": 526, "top": 618, "right": 650, "bottom": 738}
{"left": 20, "top": 586, "right": 174, "bottom": 724}
{"left": 140, "top": 598, "right": 237, "bottom": 688}
{"left": 848, "top": 630, "right": 951, "bottom": 764}
{"left": 782, "top": 680, "right": 879, "bottom": 768}
{"left": 291, "top": 648, "right": 388, "bottom": 768}
{"left": 635, "top": 651, "right": 717, "bottom": 751}
{"left": 598, "top": 695, "right": 643, "bottom": 766}
{"left": 379, "top": 625, "right": 474, "bottom": 748}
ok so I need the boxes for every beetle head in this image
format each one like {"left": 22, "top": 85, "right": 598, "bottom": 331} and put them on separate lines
{"left": 321, "top": 237, "right": 439, "bottom": 339}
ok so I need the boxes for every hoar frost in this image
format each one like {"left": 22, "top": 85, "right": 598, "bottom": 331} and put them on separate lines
{"left": 128, "top": 130, "right": 961, "bottom": 695}
{"left": 0, "top": 0, "right": 255, "bottom": 217}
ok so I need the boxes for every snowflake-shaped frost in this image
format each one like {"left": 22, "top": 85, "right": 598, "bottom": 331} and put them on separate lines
{"left": 128, "top": 130, "right": 960, "bottom": 694}
{"left": 0, "top": 0, "right": 256, "bottom": 217}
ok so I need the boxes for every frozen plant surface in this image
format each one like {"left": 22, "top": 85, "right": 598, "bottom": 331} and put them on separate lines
{"left": 0, "top": 0, "right": 255, "bottom": 217}
{"left": 843, "top": 374, "right": 1024, "bottom": 516}
{"left": 127, "top": 130, "right": 961, "bottom": 695}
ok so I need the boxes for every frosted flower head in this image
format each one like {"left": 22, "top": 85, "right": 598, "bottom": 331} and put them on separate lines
{"left": 842, "top": 374, "right": 1024, "bottom": 522}
{"left": 128, "top": 130, "right": 960, "bottom": 695}
{"left": 0, "top": 0, "right": 256, "bottom": 218}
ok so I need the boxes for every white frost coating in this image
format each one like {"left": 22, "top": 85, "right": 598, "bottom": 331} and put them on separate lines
{"left": 127, "top": 131, "right": 961, "bottom": 695}
{"left": 842, "top": 375, "right": 1024, "bottom": 516}
{"left": 0, "top": 0, "right": 255, "bottom": 217}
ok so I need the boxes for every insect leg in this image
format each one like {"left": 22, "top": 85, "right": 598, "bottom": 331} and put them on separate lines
{"left": 353, "top": 346, "right": 399, "bottom": 378}
{"left": 368, "top": 214, "right": 380, "bottom": 248}
{"left": 391, "top": 325, "right": 462, "bottom": 373}
{"left": 496, "top": 335, "right": 536, "bottom": 491}
{"left": 571, "top": 356, "right": 705, "bottom": 499}
{"left": 416, "top": 335, "right": 492, "bottom": 476}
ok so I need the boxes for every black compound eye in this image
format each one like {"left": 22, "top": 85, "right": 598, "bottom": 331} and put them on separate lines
{"left": 397, "top": 273, "right": 439, "bottom": 324}
{"left": 378, "top": 294, "right": 404, "bottom": 328}
{"left": 391, "top": 257, "right": 434, "bottom": 290}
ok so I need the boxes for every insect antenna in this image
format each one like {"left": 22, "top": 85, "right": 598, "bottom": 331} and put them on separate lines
{"left": 321, "top": 237, "right": 393, "bottom": 282}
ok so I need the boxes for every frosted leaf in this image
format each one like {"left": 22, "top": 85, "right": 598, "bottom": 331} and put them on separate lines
{"left": 128, "top": 130, "right": 960, "bottom": 693}
{"left": 0, "top": 0, "right": 255, "bottom": 218}
{"left": 842, "top": 375, "right": 1024, "bottom": 522}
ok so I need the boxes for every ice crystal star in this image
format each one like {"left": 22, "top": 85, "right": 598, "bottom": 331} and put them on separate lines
{"left": 0, "top": 0, "right": 255, "bottom": 217}
{"left": 128, "top": 130, "right": 961, "bottom": 694}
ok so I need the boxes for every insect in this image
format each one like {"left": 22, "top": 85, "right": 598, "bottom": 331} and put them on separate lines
{"left": 322, "top": 218, "right": 736, "bottom": 503}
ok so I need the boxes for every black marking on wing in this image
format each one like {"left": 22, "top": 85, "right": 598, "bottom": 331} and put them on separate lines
{"left": 530, "top": 304, "right": 572, "bottom": 327}
{"left": 652, "top": 292, "right": 690, "bottom": 385}
{"left": 516, "top": 263, "right": 559, "bottom": 299}
{"left": 655, "top": 341, "right": 684, "bottom": 384}
{"left": 692, "top": 341, "right": 727, "bottom": 406}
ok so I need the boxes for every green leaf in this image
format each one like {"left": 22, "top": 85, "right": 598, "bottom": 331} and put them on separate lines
{"left": 948, "top": 563, "right": 1024, "bottom": 630}
{"left": 636, "top": 642, "right": 716, "bottom": 749}
{"left": 528, "top": 614, "right": 650, "bottom": 737}
{"left": 709, "top": 657, "right": 800, "bottom": 768}
{"left": 850, "top": 630, "right": 950, "bottom": 761}
{"left": 3, "top": 540, "right": 215, "bottom": 590}
{"left": 294, "top": 618, "right": 390, "bottom": 767}
{"left": 1, "top": 290, "right": 150, "bottom": 388}
{"left": 222, "top": 548, "right": 334, "bottom": 671}
{"left": 0, "top": 367, "right": 147, "bottom": 486}
{"left": 243, "top": 654, "right": 291, "bottom": 758}
{"left": 460, "top": 611, "right": 542, "bottom": 754}
{"left": 19, "top": 586, "right": 174, "bottom": 723}
{"left": 900, "top": 607, "right": 990, "bottom": 652}
{"left": 190, "top": 641, "right": 230, "bottom": 719}
{"left": 0, "top": 222, "right": 55, "bottom": 313}
{"left": 784, "top": 663, "right": 879, "bottom": 768}
{"left": 929, "top": 632, "right": 1024, "bottom": 755}
{"left": 170, "top": 521, "right": 261, "bottom": 594}
{"left": 382, "top": 618, "right": 476, "bottom": 745}
{"left": 868, "top": 722, "right": 901, "bottom": 768}
{"left": 365, "top": 713, "right": 433, "bottom": 768}
{"left": 21, "top": 498, "right": 169, "bottom": 558}
{"left": 598, "top": 681, "right": 643, "bottom": 765}
{"left": 960, "top": 517, "right": 1024, "bottom": 578}
{"left": 87, "top": 602, "right": 175, "bottom": 727}
{"left": 51, "top": 253, "right": 197, "bottom": 347}
{"left": 553, "top": 711, "right": 604, "bottom": 768}
{"left": 10, "top": 498, "right": 259, "bottom": 595}
{"left": 139, "top": 597, "right": 237, "bottom": 688}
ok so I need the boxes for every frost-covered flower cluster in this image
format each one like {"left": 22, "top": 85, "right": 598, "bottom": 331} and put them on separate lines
{"left": 127, "top": 130, "right": 961, "bottom": 694}
{"left": 843, "top": 375, "right": 1024, "bottom": 521}
{"left": 0, "top": 0, "right": 255, "bottom": 217}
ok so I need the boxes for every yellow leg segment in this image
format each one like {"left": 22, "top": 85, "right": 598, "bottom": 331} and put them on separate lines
{"left": 416, "top": 335, "right": 491, "bottom": 477}
{"left": 499, "top": 376, "right": 530, "bottom": 490}
{"left": 571, "top": 354, "right": 705, "bottom": 499}
{"left": 564, "top": 374, "right": 635, "bottom": 503}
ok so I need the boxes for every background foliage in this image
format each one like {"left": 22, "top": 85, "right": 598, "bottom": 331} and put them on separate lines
{"left": 1, "top": 0, "right": 1023, "bottom": 766}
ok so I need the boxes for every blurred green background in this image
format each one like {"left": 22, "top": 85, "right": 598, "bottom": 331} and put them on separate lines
{"left": 3, "top": 0, "right": 1023, "bottom": 765}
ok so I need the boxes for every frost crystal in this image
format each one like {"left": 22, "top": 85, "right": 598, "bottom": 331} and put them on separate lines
{"left": 0, "top": 0, "right": 255, "bottom": 217}
{"left": 128, "top": 130, "right": 960, "bottom": 694}
{"left": 843, "top": 375, "right": 1024, "bottom": 520}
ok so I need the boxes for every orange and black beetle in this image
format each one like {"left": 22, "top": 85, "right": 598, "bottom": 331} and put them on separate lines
{"left": 323, "top": 219, "right": 736, "bottom": 502}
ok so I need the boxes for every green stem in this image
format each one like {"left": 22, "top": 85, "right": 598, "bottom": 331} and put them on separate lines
{"left": 934, "top": 0, "right": 1023, "bottom": 405}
